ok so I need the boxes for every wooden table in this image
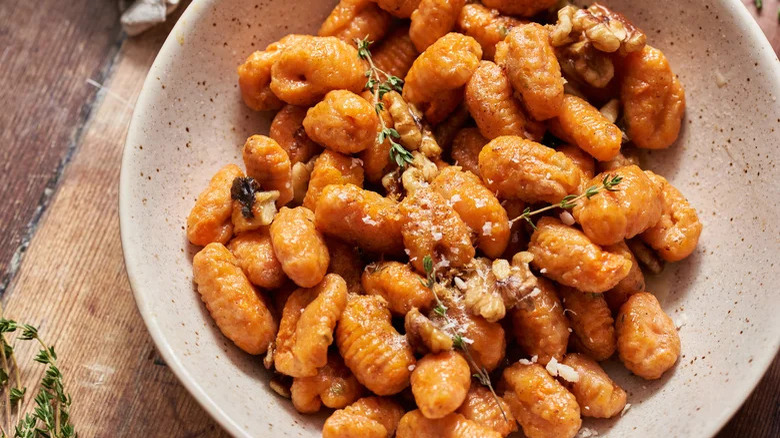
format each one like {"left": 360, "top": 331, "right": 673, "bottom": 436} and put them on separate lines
{"left": 0, "top": 1, "right": 777, "bottom": 436}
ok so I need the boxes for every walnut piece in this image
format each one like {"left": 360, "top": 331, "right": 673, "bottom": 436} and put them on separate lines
{"left": 463, "top": 258, "right": 506, "bottom": 322}
{"left": 401, "top": 151, "right": 440, "bottom": 195}
{"left": 496, "top": 251, "right": 537, "bottom": 310}
{"left": 386, "top": 91, "right": 423, "bottom": 150}
{"left": 627, "top": 238, "right": 664, "bottom": 275}
{"left": 549, "top": 3, "right": 645, "bottom": 88}
{"left": 405, "top": 307, "right": 454, "bottom": 354}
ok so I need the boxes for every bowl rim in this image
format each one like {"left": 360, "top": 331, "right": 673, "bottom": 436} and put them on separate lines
{"left": 118, "top": 1, "right": 780, "bottom": 437}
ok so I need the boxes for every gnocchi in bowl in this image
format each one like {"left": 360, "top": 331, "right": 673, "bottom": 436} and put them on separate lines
{"left": 120, "top": 0, "right": 780, "bottom": 437}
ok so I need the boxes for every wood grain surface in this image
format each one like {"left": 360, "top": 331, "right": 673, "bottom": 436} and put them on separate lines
{"left": 0, "top": 0, "right": 122, "bottom": 293}
{"left": 0, "top": 1, "right": 776, "bottom": 436}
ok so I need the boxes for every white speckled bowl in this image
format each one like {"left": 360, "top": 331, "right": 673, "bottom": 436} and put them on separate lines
{"left": 119, "top": 1, "right": 780, "bottom": 436}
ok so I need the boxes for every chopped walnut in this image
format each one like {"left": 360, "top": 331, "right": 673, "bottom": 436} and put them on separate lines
{"left": 558, "top": 41, "right": 615, "bottom": 88}
{"left": 231, "top": 190, "right": 280, "bottom": 234}
{"left": 599, "top": 98, "right": 620, "bottom": 123}
{"left": 401, "top": 151, "right": 440, "bottom": 195}
{"left": 550, "top": 3, "right": 645, "bottom": 88}
{"left": 463, "top": 258, "right": 505, "bottom": 322}
{"left": 496, "top": 251, "right": 538, "bottom": 310}
{"left": 386, "top": 91, "right": 423, "bottom": 150}
{"left": 291, "top": 157, "right": 317, "bottom": 205}
{"left": 381, "top": 169, "right": 404, "bottom": 201}
{"left": 627, "top": 238, "right": 664, "bottom": 275}
{"left": 419, "top": 127, "right": 443, "bottom": 159}
{"left": 405, "top": 307, "right": 454, "bottom": 354}
{"left": 586, "top": 3, "right": 646, "bottom": 54}
{"left": 551, "top": 4, "right": 646, "bottom": 55}
{"left": 263, "top": 341, "right": 276, "bottom": 369}
{"left": 269, "top": 374, "right": 292, "bottom": 399}
{"left": 550, "top": 5, "right": 578, "bottom": 47}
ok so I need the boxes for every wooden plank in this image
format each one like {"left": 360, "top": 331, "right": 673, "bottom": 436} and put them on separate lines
{"left": 0, "top": 0, "right": 122, "bottom": 292}
{"left": 1, "top": 11, "right": 228, "bottom": 437}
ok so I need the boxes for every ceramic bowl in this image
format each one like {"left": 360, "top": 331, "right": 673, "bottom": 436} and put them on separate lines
{"left": 119, "top": 0, "right": 780, "bottom": 436}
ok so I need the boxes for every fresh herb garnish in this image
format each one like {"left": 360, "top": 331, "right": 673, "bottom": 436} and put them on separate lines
{"left": 419, "top": 255, "right": 508, "bottom": 423}
{"left": 510, "top": 174, "right": 623, "bottom": 229}
{"left": 355, "top": 37, "right": 414, "bottom": 168}
{"left": 230, "top": 177, "right": 262, "bottom": 219}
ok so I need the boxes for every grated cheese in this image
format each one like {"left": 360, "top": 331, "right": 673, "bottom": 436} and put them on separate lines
{"left": 545, "top": 357, "right": 580, "bottom": 382}
{"left": 621, "top": 403, "right": 631, "bottom": 417}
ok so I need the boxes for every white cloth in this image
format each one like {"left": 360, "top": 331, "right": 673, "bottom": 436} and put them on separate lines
{"left": 120, "top": 0, "right": 180, "bottom": 36}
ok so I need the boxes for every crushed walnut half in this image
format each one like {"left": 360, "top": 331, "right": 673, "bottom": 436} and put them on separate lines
{"left": 549, "top": 3, "right": 646, "bottom": 88}
{"left": 405, "top": 307, "right": 454, "bottom": 354}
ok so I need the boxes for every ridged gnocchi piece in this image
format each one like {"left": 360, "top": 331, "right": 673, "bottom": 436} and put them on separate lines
{"left": 502, "top": 362, "right": 582, "bottom": 438}
{"left": 478, "top": 136, "right": 581, "bottom": 204}
{"left": 242, "top": 135, "right": 294, "bottom": 207}
{"left": 372, "top": 27, "right": 419, "bottom": 79}
{"left": 465, "top": 61, "right": 542, "bottom": 141}
{"left": 237, "top": 34, "right": 308, "bottom": 111}
{"left": 616, "top": 292, "right": 681, "bottom": 380}
{"left": 604, "top": 241, "right": 645, "bottom": 314}
{"left": 403, "top": 33, "right": 483, "bottom": 106}
{"left": 640, "top": 171, "right": 702, "bottom": 262}
{"left": 457, "top": 4, "right": 523, "bottom": 61}
{"left": 434, "top": 297, "right": 506, "bottom": 372}
{"left": 528, "top": 217, "right": 632, "bottom": 293}
{"left": 405, "top": 307, "right": 454, "bottom": 353}
{"left": 192, "top": 243, "right": 277, "bottom": 355}
{"left": 560, "top": 353, "right": 627, "bottom": 418}
{"left": 510, "top": 277, "right": 569, "bottom": 365}
{"left": 291, "top": 353, "right": 363, "bottom": 413}
{"left": 573, "top": 165, "right": 663, "bottom": 246}
{"left": 270, "top": 36, "right": 366, "bottom": 106}
{"left": 399, "top": 187, "right": 476, "bottom": 273}
{"left": 269, "top": 104, "right": 321, "bottom": 164}
{"left": 315, "top": 184, "right": 405, "bottom": 255}
{"left": 274, "top": 274, "right": 348, "bottom": 377}
{"left": 303, "top": 90, "right": 379, "bottom": 154}
{"left": 323, "top": 396, "right": 405, "bottom": 438}
{"left": 556, "top": 94, "right": 622, "bottom": 161}
{"left": 559, "top": 286, "right": 616, "bottom": 361}
{"left": 303, "top": 149, "right": 365, "bottom": 211}
{"left": 621, "top": 45, "right": 686, "bottom": 150}
{"left": 431, "top": 166, "right": 510, "bottom": 258}
{"left": 187, "top": 164, "right": 243, "bottom": 246}
{"left": 227, "top": 230, "right": 287, "bottom": 290}
{"left": 457, "top": 386, "right": 518, "bottom": 437}
{"left": 411, "top": 351, "right": 472, "bottom": 419}
{"left": 362, "top": 261, "right": 435, "bottom": 315}
{"left": 269, "top": 206, "right": 330, "bottom": 288}
{"left": 396, "top": 410, "right": 503, "bottom": 438}
{"left": 481, "top": 0, "right": 557, "bottom": 17}
{"left": 410, "top": 0, "right": 466, "bottom": 52}
{"left": 374, "top": 0, "right": 421, "bottom": 18}
{"left": 450, "top": 128, "right": 488, "bottom": 177}
{"left": 326, "top": 237, "right": 364, "bottom": 294}
{"left": 499, "top": 24, "right": 563, "bottom": 121}
{"left": 319, "top": 0, "right": 392, "bottom": 44}
{"left": 336, "top": 295, "right": 416, "bottom": 395}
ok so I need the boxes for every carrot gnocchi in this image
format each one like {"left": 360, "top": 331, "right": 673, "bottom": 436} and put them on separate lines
{"left": 184, "top": 4, "right": 701, "bottom": 436}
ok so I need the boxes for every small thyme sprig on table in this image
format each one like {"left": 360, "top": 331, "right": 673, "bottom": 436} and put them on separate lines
{"left": 355, "top": 37, "right": 414, "bottom": 168}
{"left": 510, "top": 174, "right": 623, "bottom": 230}
{"left": 0, "top": 318, "right": 76, "bottom": 438}
{"left": 421, "top": 255, "right": 509, "bottom": 423}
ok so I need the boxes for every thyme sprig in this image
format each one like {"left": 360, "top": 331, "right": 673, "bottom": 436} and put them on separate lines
{"left": 0, "top": 318, "right": 75, "bottom": 438}
{"left": 510, "top": 174, "right": 623, "bottom": 229}
{"left": 421, "top": 256, "right": 509, "bottom": 423}
{"left": 355, "top": 37, "right": 414, "bottom": 168}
